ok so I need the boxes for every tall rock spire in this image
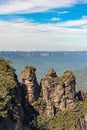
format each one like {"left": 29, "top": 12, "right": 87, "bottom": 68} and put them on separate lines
{"left": 41, "top": 69, "right": 76, "bottom": 116}
{"left": 21, "top": 66, "right": 40, "bottom": 103}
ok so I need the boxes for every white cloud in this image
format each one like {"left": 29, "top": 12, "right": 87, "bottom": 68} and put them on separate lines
{"left": 57, "top": 17, "right": 87, "bottom": 27}
{"left": 51, "top": 17, "right": 60, "bottom": 21}
{"left": 58, "top": 11, "right": 69, "bottom": 14}
{"left": 0, "top": 17, "right": 87, "bottom": 51}
{"left": 0, "top": 0, "right": 80, "bottom": 14}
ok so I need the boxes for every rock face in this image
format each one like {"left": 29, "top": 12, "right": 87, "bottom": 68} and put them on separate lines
{"left": 21, "top": 66, "right": 40, "bottom": 103}
{"left": 0, "top": 58, "right": 37, "bottom": 130}
{"left": 61, "top": 70, "right": 76, "bottom": 110}
{"left": 41, "top": 68, "right": 76, "bottom": 116}
{"left": 1, "top": 57, "right": 86, "bottom": 130}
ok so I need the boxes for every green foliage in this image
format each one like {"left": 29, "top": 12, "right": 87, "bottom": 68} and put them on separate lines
{"left": 0, "top": 57, "right": 17, "bottom": 117}
{"left": 33, "top": 96, "right": 46, "bottom": 115}
{"left": 34, "top": 97, "right": 87, "bottom": 130}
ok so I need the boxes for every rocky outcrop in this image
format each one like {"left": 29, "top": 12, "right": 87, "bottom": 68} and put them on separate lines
{"left": 0, "top": 58, "right": 37, "bottom": 130}
{"left": 21, "top": 67, "right": 74, "bottom": 116}
{"left": 61, "top": 70, "right": 76, "bottom": 110}
{"left": 41, "top": 68, "right": 63, "bottom": 116}
{"left": 41, "top": 68, "right": 76, "bottom": 116}
{"left": 21, "top": 66, "right": 40, "bottom": 103}
{"left": 1, "top": 57, "right": 87, "bottom": 130}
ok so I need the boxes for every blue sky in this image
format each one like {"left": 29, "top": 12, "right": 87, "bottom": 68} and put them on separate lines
{"left": 0, "top": 0, "right": 87, "bottom": 51}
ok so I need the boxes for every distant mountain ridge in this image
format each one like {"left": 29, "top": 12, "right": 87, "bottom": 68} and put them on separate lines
{"left": 0, "top": 51, "right": 87, "bottom": 58}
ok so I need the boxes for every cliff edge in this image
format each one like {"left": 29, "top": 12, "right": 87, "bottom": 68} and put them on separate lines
{"left": 0, "top": 57, "right": 87, "bottom": 130}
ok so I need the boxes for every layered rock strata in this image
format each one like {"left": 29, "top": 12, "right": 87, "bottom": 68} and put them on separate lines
{"left": 61, "top": 70, "right": 76, "bottom": 110}
{"left": 41, "top": 68, "right": 76, "bottom": 116}
{"left": 21, "top": 66, "right": 40, "bottom": 103}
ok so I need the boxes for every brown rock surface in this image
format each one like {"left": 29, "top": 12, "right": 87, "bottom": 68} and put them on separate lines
{"left": 41, "top": 69, "right": 76, "bottom": 116}
{"left": 21, "top": 66, "right": 40, "bottom": 103}
{"left": 61, "top": 70, "right": 76, "bottom": 110}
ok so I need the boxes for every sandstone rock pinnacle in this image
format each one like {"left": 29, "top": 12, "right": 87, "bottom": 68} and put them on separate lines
{"left": 21, "top": 66, "right": 40, "bottom": 103}
{"left": 41, "top": 69, "right": 76, "bottom": 116}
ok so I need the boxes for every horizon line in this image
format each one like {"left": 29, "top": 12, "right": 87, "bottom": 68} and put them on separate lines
{"left": 0, "top": 50, "right": 87, "bottom": 52}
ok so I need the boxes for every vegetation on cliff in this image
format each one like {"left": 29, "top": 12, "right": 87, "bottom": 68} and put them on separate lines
{"left": 0, "top": 57, "right": 17, "bottom": 118}
{"left": 31, "top": 69, "right": 87, "bottom": 130}
{"left": 0, "top": 57, "right": 37, "bottom": 130}
{"left": 0, "top": 57, "right": 87, "bottom": 130}
{"left": 31, "top": 96, "right": 87, "bottom": 130}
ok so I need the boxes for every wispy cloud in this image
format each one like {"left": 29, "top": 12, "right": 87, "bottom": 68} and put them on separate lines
{"left": 0, "top": 0, "right": 85, "bottom": 14}
{"left": 58, "top": 11, "right": 70, "bottom": 14}
{"left": 11, "top": 18, "right": 34, "bottom": 23}
{"left": 0, "top": 16, "right": 87, "bottom": 51}
{"left": 57, "top": 17, "right": 87, "bottom": 28}
{"left": 51, "top": 17, "right": 60, "bottom": 21}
